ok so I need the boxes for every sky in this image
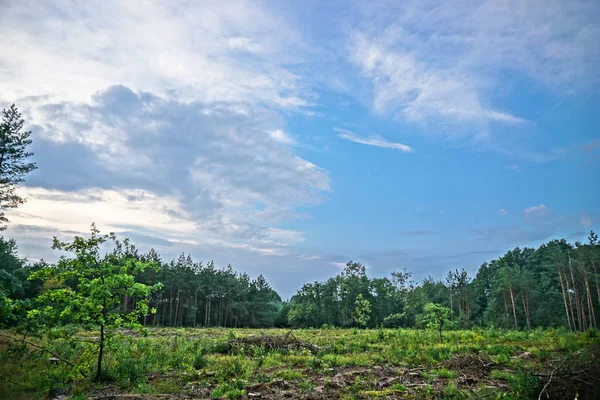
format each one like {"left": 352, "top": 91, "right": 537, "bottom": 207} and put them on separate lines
{"left": 1, "top": 0, "right": 599, "bottom": 299}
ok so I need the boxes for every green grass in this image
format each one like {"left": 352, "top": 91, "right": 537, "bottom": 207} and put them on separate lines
{"left": 0, "top": 327, "right": 596, "bottom": 399}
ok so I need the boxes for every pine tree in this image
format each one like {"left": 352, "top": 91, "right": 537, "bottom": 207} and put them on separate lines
{"left": 0, "top": 104, "right": 37, "bottom": 229}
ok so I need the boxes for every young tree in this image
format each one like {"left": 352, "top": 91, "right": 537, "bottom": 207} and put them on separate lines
{"left": 353, "top": 293, "right": 371, "bottom": 328}
{"left": 0, "top": 104, "right": 37, "bottom": 229}
{"left": 28, "top": 224, "right": 162, "bottom": 381}
{"left": 420, "top": 303, "right": 450, "bottom": 342}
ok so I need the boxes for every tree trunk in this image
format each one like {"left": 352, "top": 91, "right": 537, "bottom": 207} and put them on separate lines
{"left": 193, "top": 289, "right": 198, "bottom": 327}
{"left": 169, "top": 288, "right": 173, "bottom": 326}
{"left": 591, "top": 259, "right": 600, "bottom": 316}
{"left": 96, "top": 323, "right": 104, "bottom": 381}
{"left": 174, "top": 290, "right": 181, "bottom": 327}
{"left": 96, "top": 296, "right": 107, "bottom": 382}
{"left": 153, "top": 294, "right": 160, "bottom": 326}
{"left": 503, "top": 292, "right": 510, "bottom": 329}
{"left": 218, "top": 296, "right": 222, "bottom": 326}
{"left": 509, "top": 285, "right": 518, "bottom": 329}
{"left": 583, "top": 266, "right": 597, "bottom": 330}
{"left": 206, "top": 297, "right": 212, "bottom": 327}
{"left": 566, "top": 272, "right": 578, "bottom": 331}
{"left": 521, "top": 292, "right": 531, "bottom": 330}
{"left": 569, "top": 253, "right": 582, "bottom": 331}
{"left": 224, "top": 295, "right": 230, "bottom": 328}
{"left": 558, "top": 270, "right": 572, "bottom": 331}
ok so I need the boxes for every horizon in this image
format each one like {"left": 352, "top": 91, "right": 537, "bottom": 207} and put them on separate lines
{"left": 1, "top": 0, "right": 599, "bottom": 299}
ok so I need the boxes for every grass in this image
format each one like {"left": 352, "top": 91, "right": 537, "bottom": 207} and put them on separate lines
{"left": 0, "top": 327, "right": 597, "bottom": 399}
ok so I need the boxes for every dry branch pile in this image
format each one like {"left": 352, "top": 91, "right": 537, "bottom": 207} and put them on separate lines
{"left": 227, "top": 330, "right": 321, "bottom": 354}
{"left": 536, "top": 343, "right": 600, "bottom": 399}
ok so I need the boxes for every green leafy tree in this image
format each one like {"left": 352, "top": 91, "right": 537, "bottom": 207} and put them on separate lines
{"left": 0, "top": 237, "right": 27, "bottom": 325}
{"left": 28, "top": 224, "right": 162, "bottom": 381}
{"left": 420, "top": 303, "right": 450, "bottom": 342}
{"left": 0, "top": 104, "right": 37, "bottom": 229}
{"left": 353, "top": 293, "right": 371, "bottom": 328}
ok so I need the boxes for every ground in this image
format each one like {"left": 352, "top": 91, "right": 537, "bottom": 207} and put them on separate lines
{"left": 1, "top": 328, "right": 599, "bottom": 399}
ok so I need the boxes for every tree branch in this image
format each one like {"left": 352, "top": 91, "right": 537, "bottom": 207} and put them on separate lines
{"left": 0, "top": 333, "right": 82, "bottom": 373}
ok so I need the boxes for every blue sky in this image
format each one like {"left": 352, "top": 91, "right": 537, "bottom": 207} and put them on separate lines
{"left": 1, "top": 0, "right": 599, "bottom": 298}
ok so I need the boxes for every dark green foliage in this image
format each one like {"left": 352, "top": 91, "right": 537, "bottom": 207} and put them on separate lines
{"left": 0, "top": 104, "right": 37, "bottom": 229}
{"left": 287, "top": 232, "right": 600, "bottom": 331}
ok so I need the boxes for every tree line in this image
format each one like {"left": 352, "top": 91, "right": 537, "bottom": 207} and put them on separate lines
{"left": 285, "top": 233, "right": 600, "bottom": 331}
{"left": 0, "top": 233, "right": 283, "bottom": 330}
{"left": 3, "top": 231, "right": 599, "bottom": 332}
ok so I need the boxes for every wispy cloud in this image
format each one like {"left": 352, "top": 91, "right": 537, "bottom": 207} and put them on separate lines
{"left": 523, "top": 204, "right": 549, "bottom": 216}
{"left": 401, "top": 230, "right": 434, "bottom": 237}
{"left": 581, "top": 215, "right": 593, "bottom": 227}
{"left": 345, "top": 0, "right": 598, "bottom": 147}
{"left": 499, "top": 209, "right": 509, "bottom": 216}
{"left": 348, "top": 31, "right": 526, "bottom": 127}
{"left": 335, "top": 128, "right": 413, "bottom": 153}
{"left": 329, "top": 261, "right": 348, "bottom": 268}
{"left": 504, "top": 164, "right": 523, "bottom": 172}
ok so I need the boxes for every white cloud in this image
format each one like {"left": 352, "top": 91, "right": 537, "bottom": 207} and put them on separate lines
{"left": 523, "top": 204, "right": 549, "bottom": 216}
{"left": 3, "top": 86, "right": 331, "bottom": 262}
{"left": 299, "top": 254, "right": 321, "bottom": 261}
{"left": 346, "top": 0, "right": 598, "bottom": 140}
{"left": 499, "top": 208, "right": 509, "bottom": 216}
{"left": 8, "top": 186, "right": 306, "bottom": 257}
{"left": 0, "top": 1, "right": 338, "bottom": 274}
{"left": 505, "top": 164, "right": 523, "bottom": 172}
{"left": 329, "top": 262, "right": 348, "bottom": 268}
{"left": 0, "top": 0, "right": 311, "bottom": 109}
{"left": 10, "top": 187, "right": 193, "bottom": 236}
{"left": 348, "top": 31, "right": 526, "bottom": 128}
{"left": 523, "top": 204, "right": 551, "bottom": 224}
{"left": 335, "top": 128, "right": 414, "bottom": 153}
{"left": 268, "top": 129, "right": 296, "bottom": 145}
{"left": 581, "top": 216, "right": 592, "bottom": 227}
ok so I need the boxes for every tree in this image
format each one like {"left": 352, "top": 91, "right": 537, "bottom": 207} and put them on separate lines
{"left": 28, "top": 224, "right": 162, "bottom": 381}
{"left": 353, "top": 293, "right": 371, "bottom": 328}
{"left": 420, "top": 303, "right": 450, "bottom": 342}
{"left": 0, "top": 104, "right": 37, "bottom": 229}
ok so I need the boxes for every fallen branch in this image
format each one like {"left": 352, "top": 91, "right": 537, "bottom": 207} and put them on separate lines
{"left": 538, "top": 365, "right": 556, "bottom": 400}
{"left": 227, "top": 330, "right": 322, "bottom": 354}
{"left": 0, "top": 333, "right": 81, "bottom": 372}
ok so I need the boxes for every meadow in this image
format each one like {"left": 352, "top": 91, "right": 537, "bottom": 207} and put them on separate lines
{"left": 1, "top": 327, "right": 599, "bottom": 399}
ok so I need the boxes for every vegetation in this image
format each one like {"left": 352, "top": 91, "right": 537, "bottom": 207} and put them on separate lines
{"left": 1, "top": 327, "right": 599, "bottom": 399}
{"left": 1, "top": 104, "right": 599, "bottom": 398}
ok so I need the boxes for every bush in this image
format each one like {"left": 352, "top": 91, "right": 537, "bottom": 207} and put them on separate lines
{"left": 193, "top": 353, "right": 208, "bottom": 370}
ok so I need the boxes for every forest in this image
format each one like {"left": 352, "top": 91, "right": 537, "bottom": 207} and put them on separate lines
{"left": 1, "top": 105, "right": 599, "bottom": 399}
{"left": 3, "top": 230, "right": 600, "bottom": 333}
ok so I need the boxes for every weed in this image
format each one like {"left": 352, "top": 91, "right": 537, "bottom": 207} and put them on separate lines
{"left": 211, "top": 381, "right": 246, "bottom": 399}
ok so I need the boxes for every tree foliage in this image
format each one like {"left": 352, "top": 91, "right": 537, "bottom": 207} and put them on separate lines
{"left": 419, "top": 303, "right": 450, "bottom": 342}
{"left": 0, "top": 104, "right": 37, "bottom": 229}
{"left": 28, "top": 224, "right": 162, "bottom": 380}
{"left": 286, "top": 232, "right": 600, "bottom": 331}
{"left": 353, "top": 293, "right": 371, "bottom": 328}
